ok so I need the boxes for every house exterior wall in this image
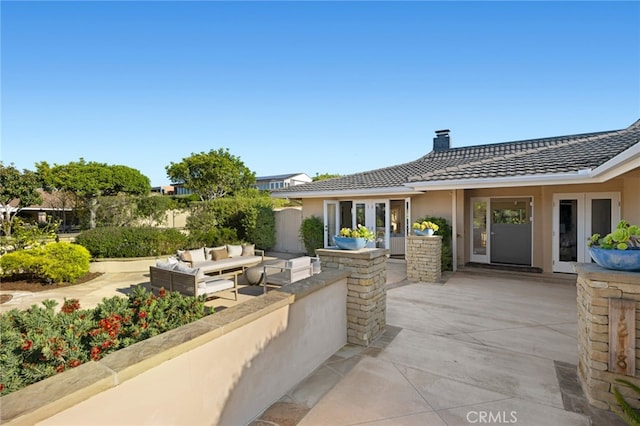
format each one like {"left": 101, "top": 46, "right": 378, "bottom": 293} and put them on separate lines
{"left": 295, "top": 167, "right": 638, "bottom": 274}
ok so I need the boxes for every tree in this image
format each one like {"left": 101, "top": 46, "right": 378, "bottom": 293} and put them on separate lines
{"left": 313, "top": 173, "right": 341, "bottom": 182}
{"left": 37, "top": 159, "right": 151, "bottom": 229}
{"left": 0, "top": 163, "right": 42, "bottom": 238}
{"left": 165, "top": 148, "right": 255, "bottom": 201}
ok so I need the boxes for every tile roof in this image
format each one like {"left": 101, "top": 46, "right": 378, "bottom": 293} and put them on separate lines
{"left": 273, "top": 119, "right": 640, "bottom": 195}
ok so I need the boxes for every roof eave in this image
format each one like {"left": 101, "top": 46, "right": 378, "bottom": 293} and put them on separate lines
{"left": 405, "top": 171, "right": 599, "bottom": 190}
{"left": 271, "top": 186, "right": 421, "bottom": 199}
{"left": 590, "top": 140, "right": 640, "bottom": 180}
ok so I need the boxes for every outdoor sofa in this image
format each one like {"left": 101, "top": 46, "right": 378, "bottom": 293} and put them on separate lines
{"left": 149, "top": 263, "right": 238, "bottom": 300}
{"left": 177, "top": 244, "right": 264, "bottom": 275}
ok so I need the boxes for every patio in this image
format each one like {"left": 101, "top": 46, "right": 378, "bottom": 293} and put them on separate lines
{"left": 0, "top": 259, "right": 626, "bottom": 425}
{"left": 254, "top": 267, "right": 624, "bottom": 426}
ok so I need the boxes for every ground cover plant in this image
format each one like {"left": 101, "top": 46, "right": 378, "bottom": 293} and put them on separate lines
{"left": 0, "top": 286, "right": 209, "bottom": 396}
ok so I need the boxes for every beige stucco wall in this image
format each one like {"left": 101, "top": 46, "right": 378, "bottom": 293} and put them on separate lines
{"left": 3, "top": 272, "right": 349, "bottom": 426}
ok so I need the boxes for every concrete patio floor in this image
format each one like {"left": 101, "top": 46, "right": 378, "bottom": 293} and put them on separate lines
{"left": 0, "top": 258, "right": 626, "bottom": 425}
{"left": 254, "top": 265, "right": 625, "bottom": 426}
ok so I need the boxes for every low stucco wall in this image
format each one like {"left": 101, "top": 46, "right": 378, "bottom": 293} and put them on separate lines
{"left": 1, "top": 270, "right": 349, "bottom": 426}
{"left": 89, "top": 257, "right": 161, "bottom": 273}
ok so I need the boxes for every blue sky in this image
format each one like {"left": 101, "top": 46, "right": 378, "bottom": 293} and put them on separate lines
{"left": 2, "top": 1, "right": 639, "bottom": 187}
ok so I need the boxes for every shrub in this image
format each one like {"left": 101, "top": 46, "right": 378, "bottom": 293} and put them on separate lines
{"left": 75, "top": 227, "right": 188, "bottom": 258}
{"left": 188, "top": 227, "right": 238, "bottom": 249}
{"left": 414, "top": 216, "right": 453, "bottom": 271}
{"left": 300, "top": 216, "right": 324, "bottom": 256}
{"left": 186, "top": 193, "right": 276, "bottom": 250}
{"left": 0, "top": 286, "right": 209, "bottom": 396}
{"left": 40, "top": 243, "right": 91, "bottom": 283}
{"left": 0, "top": 242, "right": 90, "bottom": 283}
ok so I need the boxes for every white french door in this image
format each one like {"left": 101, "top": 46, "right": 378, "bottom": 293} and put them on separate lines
{"left": 552, "top": 192, "right": 620, "bottom": 273}
{"left": 323, "top": 199, "right": 391, "bottom": 249}
{"left": 353, "top": 200, "right": 390, "bottom": 249}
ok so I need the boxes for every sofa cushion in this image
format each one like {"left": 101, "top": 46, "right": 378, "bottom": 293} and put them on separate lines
{"left": 211, "top": 247, "right": 229, "bottom": 261}
{"left": 241, "top": 244, "right": 255, "bottom": 256}
{"left": 227, "top": 244, "right": 243, "bottom": 257}
{"left": 196, "top": 279, "right": 234, "bottom": 297}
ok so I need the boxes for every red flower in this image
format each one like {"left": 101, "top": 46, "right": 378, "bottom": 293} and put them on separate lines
{"left": 69, "top": 359, "right": 81, "bottom": 368}
{"left": 138, "top": 311, "right": 147, "bottom": 319}
{"left": 90, "top": 346, "right": 102, "bottom": 361}
{"left": 61, "top": 299, "right": 81, "bottom": 314}
{"left": 102, "top": 340, "right": 112, "bottom": 349}
{"left": 158, "top": 288, "right": 167, "bottom": 298}
{"left": 0, "top": 383, "right": 4, "bottom": 392}
{"left": 56, "top": 364, "right": 65, "bottom": 373}
{"left": 21, "top": 340, "right": 32, "bottom": 351}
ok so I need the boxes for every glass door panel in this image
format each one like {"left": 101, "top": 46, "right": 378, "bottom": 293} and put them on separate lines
{"left": 323, "top": 201, "right": 339, "bottom": 247}
{"left": 558, "top": 199, "right": 578, "bottom": 263}
{"left": 375, "top": 202, "right": 388, "bottom": 249}
{"left": 470, "top": 198, "right": 489, "bottom": 263}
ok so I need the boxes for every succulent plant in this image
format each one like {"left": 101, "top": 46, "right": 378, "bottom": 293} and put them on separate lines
{"left": 588, "top": 220, "right": 640, "bottom": 250}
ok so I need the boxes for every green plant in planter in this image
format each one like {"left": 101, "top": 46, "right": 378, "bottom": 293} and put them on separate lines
{"left": 588, "top": 220, "right": 640, "bottom": 250}
{"left": 338, "top": 225, "right": 375, "bottom": 242}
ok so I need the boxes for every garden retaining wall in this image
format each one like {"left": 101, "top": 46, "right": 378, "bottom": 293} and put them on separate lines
{"left": 1, "top": 269, "right": 350, "bottom": 426}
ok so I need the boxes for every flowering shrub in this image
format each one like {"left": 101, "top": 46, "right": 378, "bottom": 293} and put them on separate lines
{"left": 338, "top": 225, "right": 375, "bottom": 242}
{"left": 0, "top": 286, "right": 209, "bottom": 396}
{"left": 588, "top": 220, "right": 640, "bottom": 250}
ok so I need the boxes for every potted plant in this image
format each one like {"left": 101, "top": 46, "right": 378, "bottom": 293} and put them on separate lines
{"left": 334, "top": 225, "right": 375, "bottom": 250}
{"left": 587, "top": 220, "right": 640, "bottom": 271}
{"left": 412, "top": 220, "right": 439, "bottom": 236}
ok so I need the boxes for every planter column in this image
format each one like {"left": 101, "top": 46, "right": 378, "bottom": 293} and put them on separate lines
{"left": 316, "top": 248, "right": 389, "bottom": 346}
{"left": 407, "top": 235, "right": 442, "bottom": 282}
{"left": 575, "top": 263, "right": 640, "bottom": 411}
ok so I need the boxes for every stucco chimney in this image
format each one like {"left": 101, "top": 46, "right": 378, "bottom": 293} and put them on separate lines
{"left": 433, "top": 129, "right": 450, "bottom": 151}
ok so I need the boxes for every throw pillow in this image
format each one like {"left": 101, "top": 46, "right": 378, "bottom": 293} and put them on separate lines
{"left": 241, "top": 244, "right": 255, "bottom": 256}
{"left": 227, "top": 244, "right": 243, "bottom": 257}
{"left": 211, "top": 247, "right": 229, "bottom": 261}
{"left": 205, "top": 246, "right": 226, "bottom": 261}
{"left": 155, "top": 260, "right": 175, "bottom": 270}
{"left": 188, "top": 248, "right": 206, "bottom": 263}
{"left": 179, "top": 250, "right": 192, "bottom": 263}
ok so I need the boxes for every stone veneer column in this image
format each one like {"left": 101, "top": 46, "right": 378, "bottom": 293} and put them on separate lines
{"left": 316, "top": 248, "right": 388, "bottom": 346}
{"left": 575, "top": 263, "right": 640, "bottom": 411}
{"left": 406, "top": 235, "right": 441, "bottom": 283}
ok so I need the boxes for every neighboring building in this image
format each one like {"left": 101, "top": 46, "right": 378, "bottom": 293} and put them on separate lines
{"left": 271, "top": 119, "right": 640, "bottom": 274}
{"left": 151, "top": 185, "right": 175, "bottom": 195}
{"left": 8, "top": 189, "right": 80, "bottom": 232}
{"left": 255, "top": 173, "right": 312, "bottom": 191}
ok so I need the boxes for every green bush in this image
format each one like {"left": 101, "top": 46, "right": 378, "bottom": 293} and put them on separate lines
{"left": 186, "top": 193, "right": 276, "bottom": 250}
{"left": 0, "top": 242, "right": 90, "bottom": 283}
{"left": 245, "top": 206, "right": 275, "bottom": 250}
{"left": 40, "top": 243, "right": 90, "bottom": 283}
{"left": 414, "top": 216, "right": 453, "bottom": 271}
{"left": 0, "top": 286, "right": 209, "bottom": 396}
{"left": 188, "top": 227, "right": 238, "bottom": 249}
{"left": 75, "top": 227, "right": 188, "bottom": 258}
{"left": 300, "top": 216, "right": 324, "bottom": 256}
